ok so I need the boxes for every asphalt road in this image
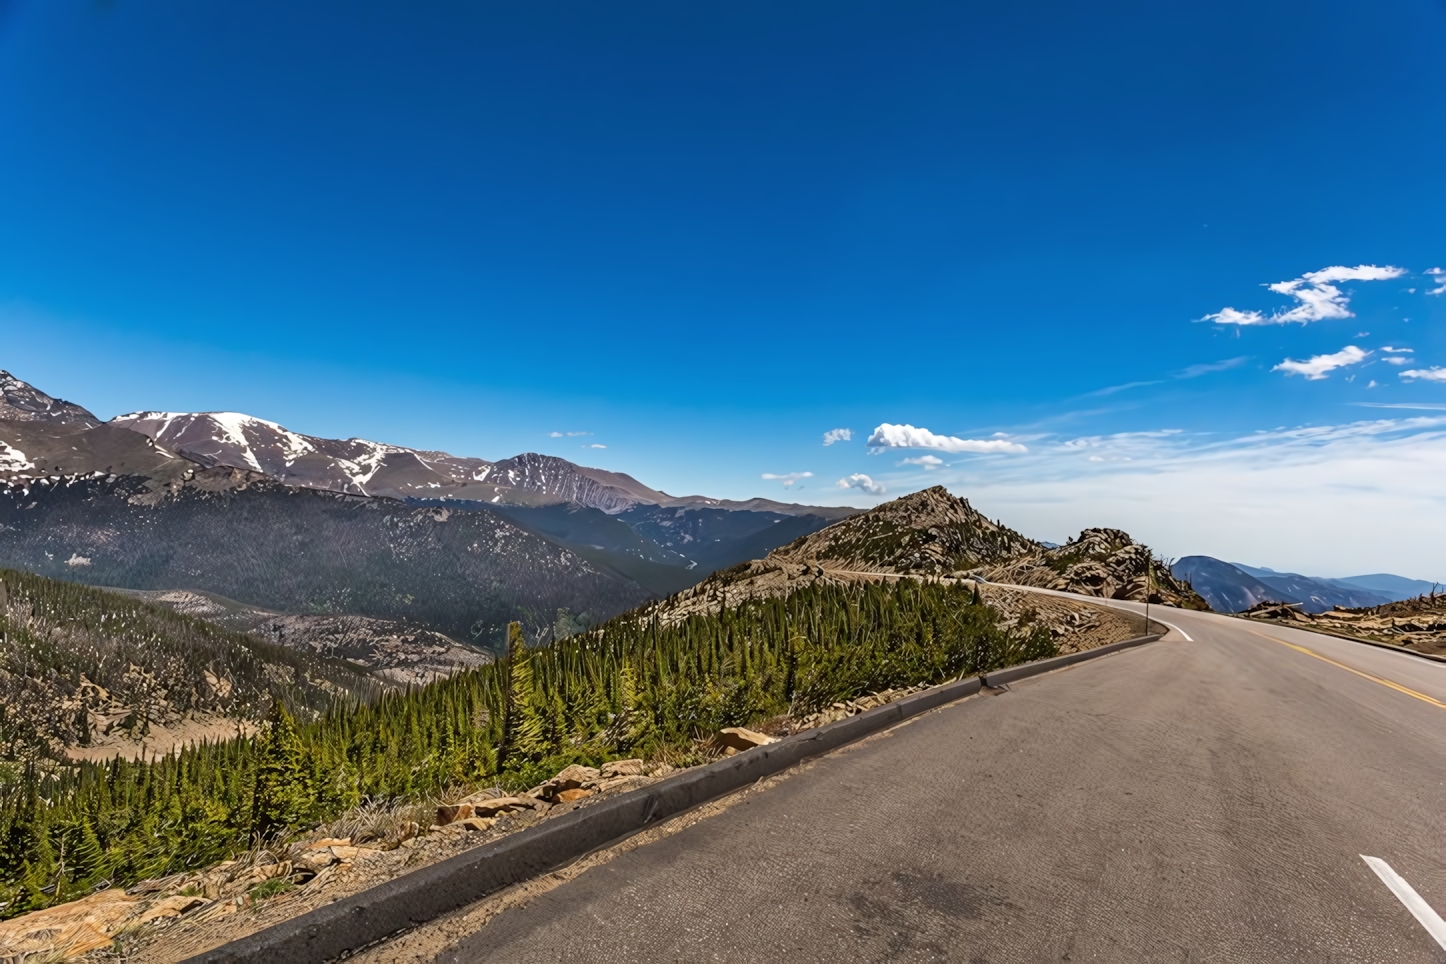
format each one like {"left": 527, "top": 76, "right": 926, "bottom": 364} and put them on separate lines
{"left": 438, "top": 603, "right": 1446, "bottom": 963}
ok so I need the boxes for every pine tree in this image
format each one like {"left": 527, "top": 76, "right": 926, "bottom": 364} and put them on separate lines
{"left": 251, "top": 702, "right": 313, "bottom": 838}
{"left": 499, "top": 623, "right": 545, "bottom": 769}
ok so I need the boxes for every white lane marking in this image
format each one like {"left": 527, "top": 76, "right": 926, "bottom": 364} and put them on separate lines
{"left": 1150, "top": 617, "right": 1192, "bottom": 642}
{"left": 1362, "top": 855, "right": 1446, "bottom": 949}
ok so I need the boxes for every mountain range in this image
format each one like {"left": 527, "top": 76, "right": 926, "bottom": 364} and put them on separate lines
{"left": 1170, "top": 556, "right": 1437, "bottom": 614}
{"left": 0, "top": 370, "right": 850, "bottom": 651}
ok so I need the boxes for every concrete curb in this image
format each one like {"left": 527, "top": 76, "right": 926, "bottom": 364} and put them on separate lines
{"left": 982, "top": 633, "right": 1162, "bottom": 687}
{"left": 182, "top": 633, "right": 1159, "bottom": 964}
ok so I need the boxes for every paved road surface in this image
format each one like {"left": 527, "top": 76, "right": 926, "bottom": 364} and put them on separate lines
{"left": 437, "top": 603, "right": 1446, "bottom": 963}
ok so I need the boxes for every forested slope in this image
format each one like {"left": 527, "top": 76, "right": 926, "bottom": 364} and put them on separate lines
{"left": 0, "top": 578, "right": 1050, "bottom": 916}
{"left": 0, "top": 569, "right": 379, "bottom": 762}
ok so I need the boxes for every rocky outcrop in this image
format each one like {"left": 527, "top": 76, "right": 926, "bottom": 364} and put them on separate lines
{"left": 1244, "top": 592, "right": 1446, "bottom": 656}
{"left": 767, "top": 486, "right": 1037, "bottom": 575}
{"left": 984, "top": 528, "right": 1208, "bottom": 610}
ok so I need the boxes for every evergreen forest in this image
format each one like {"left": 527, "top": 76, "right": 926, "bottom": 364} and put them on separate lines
{"left": 0, "top": 576, "right": 1053, "bottom": 918}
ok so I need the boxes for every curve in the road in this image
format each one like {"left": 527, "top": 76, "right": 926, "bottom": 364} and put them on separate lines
{"left": 432, "top": 594, "right": 1446, "bottom": 963}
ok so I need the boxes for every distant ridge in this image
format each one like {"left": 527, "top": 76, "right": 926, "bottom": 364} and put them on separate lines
{"left": 1170, "top": 556, "right": 1423, "bottom": 613}
{"left": 0, "top": 369, "right": 854, "bottom": 640}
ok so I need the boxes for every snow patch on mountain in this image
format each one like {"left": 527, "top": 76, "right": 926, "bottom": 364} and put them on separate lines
{"left": 0, "top": 441, "right": 33, "bottom": 472}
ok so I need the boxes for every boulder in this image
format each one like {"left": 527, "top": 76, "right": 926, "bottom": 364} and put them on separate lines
{"left": 601, "top": 758, "right": 645, "bottom": 778}
{"left": 596, "top": 775, "right": 644, "bottom": 793}
{"left": 247, "top": 860, "right": 291, "bottom": 883}
{"left": 436, "top": 794, "right": 537, "bottom": 826}
{"left": 0, "top": 889, "right": 142, "bottom": 959}
{"left": 460, "top": 794, "right": 539, "bottom": 817}
{"left": 549, "top": 764, "right": 601, "bottom": 790}
{"left": 135, "top": 894, "right": 209, "bottom": 925}
{"left": 715, "top": 727, "right": 776, "bottom": 752}
{"left": 435, "top": 803, "right": 476, "bottom": 826}
{"left": 305, "top": 837, "right": 352, "bottom": 849}
{"left": 555, "top": 788, "right": 595, "bottom": 803}
{"left": 295, "top": 850, "right": 341, "bottom": 873}
{"left": 456, "top": 816, "right": 496, "bottom": 832}
{"left": 528, "top": 764, "right": 602, "bottom": 801}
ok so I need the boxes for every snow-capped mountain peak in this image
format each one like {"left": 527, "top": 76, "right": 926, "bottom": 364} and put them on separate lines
{"left": 108, "top": 409, "right": 502, "bottom": 499}
{"left": 0, "top": 371, "right": 100, "bottom": 426}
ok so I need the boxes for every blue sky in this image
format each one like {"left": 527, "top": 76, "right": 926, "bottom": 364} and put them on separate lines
{"left": 3, "top": 1, "right": 1445, "bottom": 578}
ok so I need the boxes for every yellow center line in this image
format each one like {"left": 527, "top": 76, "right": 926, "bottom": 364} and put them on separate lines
{"left": 1248, "top": 629, "right": 1446, "bottom": 709}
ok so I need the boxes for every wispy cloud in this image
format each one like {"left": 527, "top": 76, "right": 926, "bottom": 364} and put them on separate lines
{"left": 837, "top": 473, "right": 886, "bottom": 495}
{"left": 899, "top": 455, "right": 944, "bottom": 470}
{"left": 923, "top": 417, "right": 1446, "bottom": 578}
{"left": 821, "top": 428, "right": 853, "bottom": 446}
{"left": 1401, "top": 368, "right": 1446, "bottom": 383}
{"left": 867, "top": 423, "right": 1028, "bottom": 454}
{"left": 1201, "top": 265, "right": 1406, "bottom": 326}
{"left": 1084, "top": 357, "right": 1248, "bottom": 398}
{"left": 1383, "top": 356, "right": 1411, "bottom": 366}
{"left": 1272, "top": 345, "right": 1369, "bottom": 380}
{"left": 550, "top": 431, "right": 591, "bottom": 437}
{"left": 1428, "top": 267, "right": 1445, "bottom": 296}
{"left": 1083, "top": 380, "right": 1163, "bottom": 398}
{"left": 587, "top": 443, "right": 607, "bottom": 449}
{"left": 1177, "top": 356, "right": 1250, "bottom": 379}
{"left": 762, "top": 471, "right": 813, "bottom": 487}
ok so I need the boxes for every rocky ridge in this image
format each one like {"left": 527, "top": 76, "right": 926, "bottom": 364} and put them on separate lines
{"left": 984, "top": 527, "right": 1207, "bottom": 610}
{"left": 653, "top": 488, "right": 1205, "bottom": 624}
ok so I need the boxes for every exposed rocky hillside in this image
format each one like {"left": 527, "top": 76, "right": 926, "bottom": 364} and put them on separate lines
{"left": 118, "top": 588, "right": 491, "bottom": 686}
{"left": 0, "top": 373, "right": 98, "bottom": 426}
{"left": 765, "top": 486, "right": 1038, "bottom": 574}
{"left": 644, "top": 487, "right": 1196, "bottom": 650}
{"left": 0, "top": 568, "right": 379, "bottom": 763}
{"left": 743, "top": 487, "right": 1204, "bottom": 609}
{"left": 1243, "top": 592, "right": 1446, "bottom": 656}
{"left": 0, "top": 468, "right": 653, "bottom": 649}
{"left": 987, "top": 528, "right": 1207, "bottom": 610}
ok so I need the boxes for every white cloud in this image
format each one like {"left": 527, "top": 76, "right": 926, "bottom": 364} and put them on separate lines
{"left": 1383, "top": 356, "right": 1410, "bottom": 366}
{"left": 866, "top": 423, "right": 1028, "bottom": 454}
{"left": 587, "top": 443, "right": 607, "bottom": 449}
{"left": 1202, "top": 264, "right": 1406, "bottom": 326}
{"left": 899, "top": 455, "right": 945, "bottom": 470}
{"left": 550, "top": 431, "right": 590, "bottom": 437}
{"left": 1428, "top": 268, "right": 1445, "bottom": 296}
{"left": 837, "top": 473, "right": 886, "bottom": 495}
{"left": 1272, "top": 345, "right": 1369, "bottom": 380}
{"left": 1382, "top": 346, "right": 1413, "bottom": 353}
{"left": 762, "top": 471, "right": 813, "bottom": 487}
{"left": 821, "top": 428, "right": 853, "bottom": 446}
{"left": 1401, "top": 368, "right": 1446, "bottom": 383}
